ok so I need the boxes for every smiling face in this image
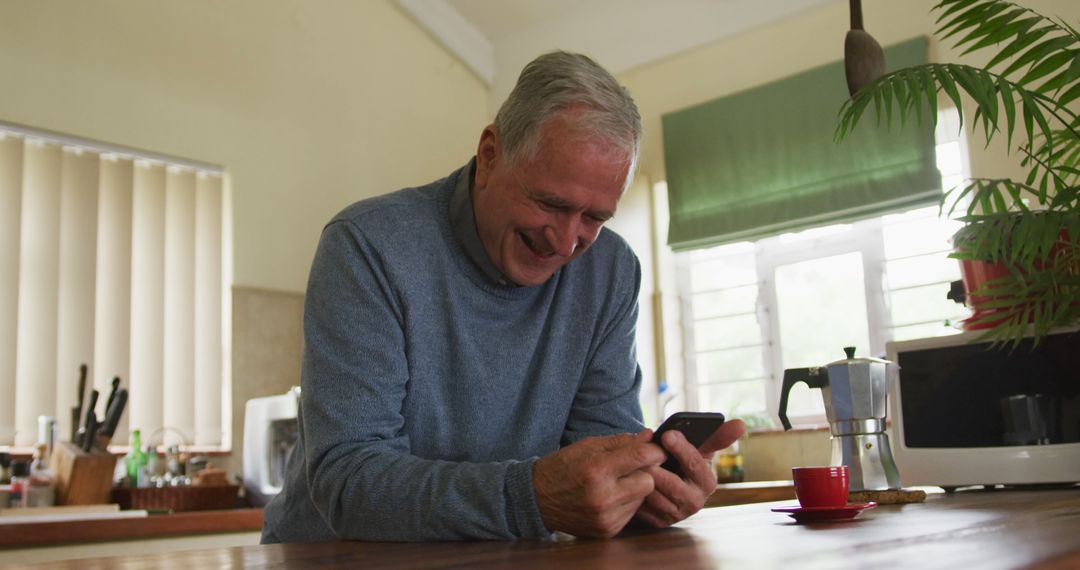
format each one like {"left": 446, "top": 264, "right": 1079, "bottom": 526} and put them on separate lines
{"left": 472, "top": 113, "right": 631, "bottom": 287}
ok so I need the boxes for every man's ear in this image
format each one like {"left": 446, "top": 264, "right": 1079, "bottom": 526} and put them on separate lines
{"left": 474, "top": 125, "right": 499, "bottom": 190}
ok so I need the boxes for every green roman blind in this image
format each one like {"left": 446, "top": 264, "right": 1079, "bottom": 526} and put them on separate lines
{"left": 663, "top": 37, "right": 938, "bottom": 251}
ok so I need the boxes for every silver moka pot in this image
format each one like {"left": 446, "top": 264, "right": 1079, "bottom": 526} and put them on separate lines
{"left": 778, "top": 347, "right": 902, "bottom": 492}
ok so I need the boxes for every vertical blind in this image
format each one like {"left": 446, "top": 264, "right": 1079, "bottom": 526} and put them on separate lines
{"left": 662, "top": 37, "right": 940, "bottom": 251}
{"left": 0, "top": 126, "right": 224, "bottom": 448}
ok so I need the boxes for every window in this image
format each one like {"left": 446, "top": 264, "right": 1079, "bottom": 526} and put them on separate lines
{"left": 0, "top": 122, "right": 226, "bottom": 450}
{"left": 676, "top": 110, "right": 969, "bottom": 425}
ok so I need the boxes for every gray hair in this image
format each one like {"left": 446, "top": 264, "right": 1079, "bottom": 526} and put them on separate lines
{"left": 494, "top": 51, "right": 641, "bottom": 178}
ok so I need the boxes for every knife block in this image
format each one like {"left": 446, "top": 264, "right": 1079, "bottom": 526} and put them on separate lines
{"left": 49, "top": 441, "right": 117, "bottom": 505}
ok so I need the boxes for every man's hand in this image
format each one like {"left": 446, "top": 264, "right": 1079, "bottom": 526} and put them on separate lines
{"left": 635, "top": 419, "right": 746, "bottom": 528}
{"left": 533, "top": 431, "right": 665, "bottom": 538}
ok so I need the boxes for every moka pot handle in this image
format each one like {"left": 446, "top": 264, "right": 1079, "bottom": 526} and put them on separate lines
{"left": 778, "top": 367, "right": 827, "bottom": 430}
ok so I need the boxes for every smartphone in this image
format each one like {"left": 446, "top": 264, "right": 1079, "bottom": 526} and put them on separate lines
{"left": 651, "top": 412, "right": 726, "bottom": 477}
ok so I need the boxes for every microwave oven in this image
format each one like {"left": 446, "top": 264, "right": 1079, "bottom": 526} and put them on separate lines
{"left": 243, "top": 387, "right": 300, "bottom": 506}
{"left": 886, "top": 328, "right": 1080, "bottom": 490}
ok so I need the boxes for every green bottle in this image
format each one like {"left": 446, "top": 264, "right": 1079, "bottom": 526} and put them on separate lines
{"left": 124, "top": 429, "right": 148, "bottom": 486}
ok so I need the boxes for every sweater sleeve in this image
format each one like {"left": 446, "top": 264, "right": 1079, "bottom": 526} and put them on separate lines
{"left": 561, "top": 244, "right": 646, "bottom": 444}
{"left": 299, "top": 220, "right": 550, "bottom": 541}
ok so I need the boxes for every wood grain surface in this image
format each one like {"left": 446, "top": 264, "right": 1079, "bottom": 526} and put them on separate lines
{"left": 0, "top": 509, "right": 263, "bottom": 547}
{"left": 6, "top": 487, "right": 1079, "bottom": 569}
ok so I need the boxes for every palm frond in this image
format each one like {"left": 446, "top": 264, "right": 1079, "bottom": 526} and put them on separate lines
{"left": 942, "top": 178, "right": 1031, "bottom": 218}
{"left": 963, "top": 244, "right": 1080, "bottom": 348}
{"left": 835, "top": 63, "right": 1072, "bottom": 151}
{"left": 1019, "top": 130, "right": 1080, "bottom": 205}
{"left": 936, "top": 0, "right": 1080, "bottom": 95}
{"left": 950, "top": 210, "right": 1077, "bottom": 269}
{"left": 839, "top": 0, "right": 1080, "bottom": 347}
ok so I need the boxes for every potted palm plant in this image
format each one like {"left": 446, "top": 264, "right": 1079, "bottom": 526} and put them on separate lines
{"left": 836, "top": 0, "right": 1080, "bottom": 347}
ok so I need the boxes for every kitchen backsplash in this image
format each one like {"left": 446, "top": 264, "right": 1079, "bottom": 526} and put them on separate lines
{"left": 220, "top": 286, "right": 304, "bottom": 480}
{"left": 742, "top": 428, "right": 831, "bottom": 481}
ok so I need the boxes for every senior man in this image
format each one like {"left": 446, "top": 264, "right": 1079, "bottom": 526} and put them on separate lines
{"left": 262, "top": 51, "right": 744, "bottom": 543}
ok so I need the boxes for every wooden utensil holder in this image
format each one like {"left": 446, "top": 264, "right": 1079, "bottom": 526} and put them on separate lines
{"left": 112, "top": 485, "right": 240, "bottom": 512}
{"left": 49, "top": 441, "right": 117, "bottom": 505}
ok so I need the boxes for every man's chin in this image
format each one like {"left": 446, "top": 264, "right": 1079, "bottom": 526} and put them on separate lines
{"left": 507, "top": 264, "right": 558, "bottom": 287}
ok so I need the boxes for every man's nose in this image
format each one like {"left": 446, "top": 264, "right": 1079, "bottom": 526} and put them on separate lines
{"left": 544, "top": 218, "right": 580, "bottom": 257}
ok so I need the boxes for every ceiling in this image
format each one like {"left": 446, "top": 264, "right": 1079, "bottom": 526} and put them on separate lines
{"left": 396, "top": 0, "right": 844, "bottom": 109}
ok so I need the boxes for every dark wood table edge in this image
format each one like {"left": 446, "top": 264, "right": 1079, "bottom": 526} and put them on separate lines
{"left": 0, "top": 508, "right": 263, "bottom": 548}
{"left": 1028, "top": 549, "right": 1080, "bottom": 570}
{"left": 0, "top": 480, "right": 795, "bottom": 549}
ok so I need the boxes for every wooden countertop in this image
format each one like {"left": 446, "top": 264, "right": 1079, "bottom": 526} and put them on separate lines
{"left": 8, "top": 487, "right": 1079, "bottom": 569}
{"left": 0, "top": 509, "right": 263, "bottom": 547}
{"left": 0, "top": 481, "right": 787, "bottom": 549}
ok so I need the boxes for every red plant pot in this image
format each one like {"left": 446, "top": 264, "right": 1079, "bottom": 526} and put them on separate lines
{"left": 957, "top": 228, "right": 1077, "bottom": 331}
{"left": 958, "top": 258, "right": 1012, "bottom": 330}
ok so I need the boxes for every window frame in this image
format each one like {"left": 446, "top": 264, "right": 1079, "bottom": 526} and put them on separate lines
{"left": 673, "top": 109, "right": 972, "bottom": 428}
{"left": 679, "top": 217, "right": 891, "bottom": 426}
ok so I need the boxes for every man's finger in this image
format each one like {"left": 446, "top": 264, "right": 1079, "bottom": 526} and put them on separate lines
{"left": 698, "top": 419, "right": 746, "bottom": 455}
{"left": 613, "top": 469, "right": 656, "bottom": 502}
{"left": 640, "top": 489, "right": 680, "bottom": 525}
{"left": 593, "top": 433, "right": 640, "bottom": 450}
{"left": 603, "top": 439, "right": 665, "bottom": 477}
{"left": 660, "top": 430, "right": 716, "bottom": 490}
{"left": 645, "top": 464, "right": 686, "bottom": 503}
{"left": 634, "top": 508, "right": 670, "bottom": 529}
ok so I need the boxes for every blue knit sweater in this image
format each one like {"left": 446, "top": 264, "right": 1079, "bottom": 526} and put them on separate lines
{"left": 262, "top": 163, "right": 644, "bottom": 541}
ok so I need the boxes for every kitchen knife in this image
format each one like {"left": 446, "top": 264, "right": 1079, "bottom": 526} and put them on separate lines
{"left": 71, "top": 405, "right": 81, "bottom": 443}
{"left": 82, "top": 411, "right": 97, "bottom": 452}
{"left": 72, "top": 364, "right": 88, "bottom": 441}
{"left": 99, "top": 388, "right": 128, "bottom": 443}
{"left": 104, "top": 376, "right": 120, "bottom": 416}
{"left": 76, "top": 389, "right": 99, "bottom": 448}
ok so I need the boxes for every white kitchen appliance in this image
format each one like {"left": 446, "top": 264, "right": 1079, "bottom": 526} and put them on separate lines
{"left": 243, "top": 387, "right": 300, "bottom": 506}
{"left": 886, "top": 328, "right": 1080, "bottom": 491}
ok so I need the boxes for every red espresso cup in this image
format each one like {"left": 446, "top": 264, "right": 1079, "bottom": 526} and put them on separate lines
{"left": 792, "top": 466, "right": 849, "bottom": 508}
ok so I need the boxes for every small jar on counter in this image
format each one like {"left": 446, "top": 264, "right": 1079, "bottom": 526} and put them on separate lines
{"left": 8, "top": 460, "right": 29, "bottom": 508}
{"left": 714, "top": 439, "right": 745, "bottom": 484}
{"left": 27, "top": 443, "right": 56, "bottom": 507}
{"left": 0, "top": 451, "right": 11, "bottom": 484}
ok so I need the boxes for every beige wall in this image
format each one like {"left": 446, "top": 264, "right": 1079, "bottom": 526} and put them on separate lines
{"left": 0, "top": 0, "right": 490, "bottom": 293}
{"left": 0, "top": 0, "right": 489, "bottom": 469}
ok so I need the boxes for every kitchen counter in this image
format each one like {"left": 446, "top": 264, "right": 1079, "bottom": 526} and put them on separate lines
{"left": 0, "top": 508, "right": 262, "bottom": 548}
{"left": 7, "top": 487, "right": 1079, "bottom": 569}
{"left": 0, "top": 481, "right": 786, "bottom": 550}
